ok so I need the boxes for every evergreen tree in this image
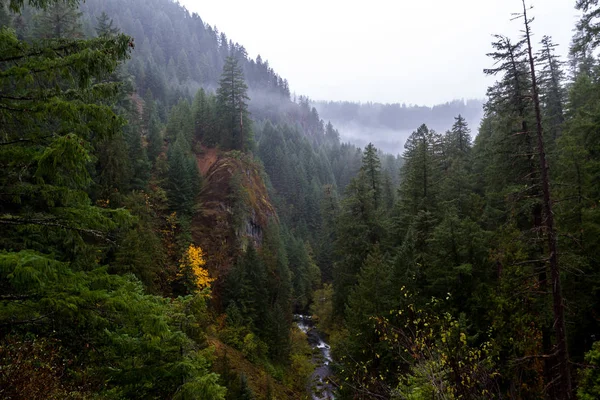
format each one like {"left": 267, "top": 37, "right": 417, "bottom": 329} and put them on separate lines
{"left": 333, "top": 171, "right": 384, "bottom": 314}
{"left": 176, "top": 48, "right": 190, "bottom": 82}
{"left": 0, "top": 2, "right": 133, "bottom": 270}
{"left": 361, "top": 143, "right": 382, "bottom": 208}
{"left": 192, "top": 87, "right": 218, "bottom": 146}
{"left": 521, "top": 3, "right": 571, "bottom": 394}
{"left": 573, "top": 0, "right": 600, "bottom": 52}
{"left": 440, "top": 115, "right": 473, "bottom": 216}
{"left": 538, "top": 35, "right": 566, "bottom": 141}
{"left": 216, "top": 55, "right": 252, "bottom": 151}
{"left": 124, "top": 108, "right": 151, "bottom": 190}
{"left": 35, "top": 0, "right": 83, "bottom": 39}
{"left": 95, "top": 10, "right": 118, "bottom": 37}
{"left": 337, "top": 246, "right": 397, "bottom": 398}
{"left": 143, "top": 89, "right": 163, "bottom": 163}
{"left": 225, "top": 244, "right": 269, "bottom": 332}
{"left": 166, "top": 133, "right": 200, "bottom": 215}
{"left": 395, "top": 124, "right": 440, "bottom": 238}
{"left": 446, "top": 114, "right": 472, "bottom": 156}
{"left": 260, "top": 224, "right": 293, "bottom": 363}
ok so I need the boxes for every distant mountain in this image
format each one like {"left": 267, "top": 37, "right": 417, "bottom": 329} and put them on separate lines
{"left": 314, "top": 99, "right": 485, "bottom": 154}
{"left": 77, "top": 0, "right": 293, "bottom": 122}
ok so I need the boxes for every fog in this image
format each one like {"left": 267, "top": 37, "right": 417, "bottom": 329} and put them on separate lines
{"left": 179, "top": 0, "right": 578, "bottom": 106}
{"left": 314, "top": 99, "right": 485, "bottom": 155}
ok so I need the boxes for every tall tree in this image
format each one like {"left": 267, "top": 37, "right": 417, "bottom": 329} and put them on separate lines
{"left": 361, "top": 143, "right": 382, "bottom": 208}
{"left": 396, "top": 124, "right": 440, "bottom": 226}
{"left": 35, "top": 0, "right": 83, "bottom": 39}
{"left": 521, "top": 1, "right": 572, "bottom": 396}
{"left": 166, "top": 133, "right": 201, "bottom": 216}
{"left": 216, "top": 55, "right": 252, "bottom": 151}
{"left": 538, "top": 35, "right": 566, "bottom": 141}
{"left": 95, "top": 10, "right": 118, "bottom": 37}
{"left": 573, "top": 0, "right": 600, "bottom": 52}
{"left": 143, "top": 89, "right": 163, "bottom": 164}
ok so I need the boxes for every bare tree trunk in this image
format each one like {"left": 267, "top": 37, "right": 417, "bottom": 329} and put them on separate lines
{"left": 522, "top": 1, "right": 572, "bottom": 398}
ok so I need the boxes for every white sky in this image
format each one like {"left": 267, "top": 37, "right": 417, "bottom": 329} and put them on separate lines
{"left": 179, "top": 0, "right": 579, "bottom": 106}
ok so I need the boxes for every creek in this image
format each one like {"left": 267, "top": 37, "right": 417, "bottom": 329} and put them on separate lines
{"left": 294, "top": 314, "right": 335, "bottom": 400}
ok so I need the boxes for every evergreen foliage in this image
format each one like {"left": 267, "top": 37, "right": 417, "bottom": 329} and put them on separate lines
{"left": 216, "top": 55, "right": 252, "bottom": 151}
{"left": 2, "top": 0, "right": 600, "bottom": 399}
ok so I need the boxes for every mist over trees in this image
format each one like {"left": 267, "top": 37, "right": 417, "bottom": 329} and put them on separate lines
{"left": 314, "top": 99, "right": 484, "bottom": 154}
{"left": 1, "top": 0, "right": 600, "bottom": 399}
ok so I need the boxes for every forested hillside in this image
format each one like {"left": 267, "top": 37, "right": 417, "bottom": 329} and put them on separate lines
{"left": 315, "top": 99, "right": 485, "bottom": 154}
{"left": 1, "top": 0, "right": 600, "bottom": 399}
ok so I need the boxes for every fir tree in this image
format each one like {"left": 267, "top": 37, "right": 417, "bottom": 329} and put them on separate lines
{"left": 166, "top": 133, "right": 200, "bottom": 215}
{"left": 35, "top": 0, "right": 83, "bottom": 39}
{"left": 216, "top": 55, "right": 252, "bottom": 151}
{"left": 95, "top": 10, "right": 119, "bottom": 37}
{"left": 143, "top": 89, "right": 163, "bottom": 163}
{"left": 538, "top": 35, "right": 566, "bottom": 141}
{"left": 361, "top": 143, "right": 382, "bottom": 208}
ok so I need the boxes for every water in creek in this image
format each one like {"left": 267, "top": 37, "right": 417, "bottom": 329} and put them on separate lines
{"left": 294, "top": 314, "right": 335, "bottom": 400}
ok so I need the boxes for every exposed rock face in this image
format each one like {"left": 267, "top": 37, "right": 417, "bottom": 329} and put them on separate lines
{"left": 193, "top": 150, "right": 277, "bottom": 282}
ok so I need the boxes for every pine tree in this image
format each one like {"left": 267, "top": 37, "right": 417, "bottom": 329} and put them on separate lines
{"left": 35, "top": 0, "right": 83, "bottom": 39}
{"left": 440, "top": 116, "right": 473, "bottom": 216}
{"left": 333, "top": 171, "right": 384, "bottom": 314}
{"left": 166, "top": 133, "right": 200, "bottom": 215}
{"left": 538, "top": 35, "right": 566, "bottom": 141}
{"left": 446, "top": 114, "right": 472, "bottom": 156}
{"left": 216, "top": 55, "right": 252, "bottom": 151}
{"left": 0, "top": 3, "right": 133, "bottom": 269}
{"left": 176, "top": 49, "right": 190, "bottom": 82}
{"left": 143, "top": 89, "right": 163, "bottom": 163}
{"left": 224, "top": 244, "right": 269, "bottom": 333}
{"left": 124, "top": 108, "right": 151, "bottom": 190}
{"left": 260, "top": 224, "right": 293, "bottom": 362}
{"left": 521, "top": 2, "right": 572, "bottom": 395}
{"left": 396, "top": 124, "right": 440, "bottom": 228}
{"left": 338, "top": 246, "right": 397, "bottom": 398}
{"left": 573, "top": 0, "right": 600, "bottom": 52}
{"left": 95, "top": 11, "right": 118, "bottom": 37}
{"left": 192, "top": 88, "right": 218, "bottom": 146}
{"left": 361, "top": 143, "right": 382, "bottom": 208}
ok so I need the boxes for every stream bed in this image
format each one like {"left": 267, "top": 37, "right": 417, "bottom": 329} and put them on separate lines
{"left": 294, "top": 314, "right": 335, "bottom": 400}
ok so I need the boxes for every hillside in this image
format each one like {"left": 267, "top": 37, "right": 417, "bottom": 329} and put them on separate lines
{"left": 2, "top": 0, "right": 600, "bottom": 399}
{"left": 315, "top": 99, "right": 485, "bottom": 154}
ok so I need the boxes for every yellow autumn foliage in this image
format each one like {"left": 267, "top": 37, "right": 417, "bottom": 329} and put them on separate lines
{"left": 179, "top": 244, "right": 214, "bottom": 292}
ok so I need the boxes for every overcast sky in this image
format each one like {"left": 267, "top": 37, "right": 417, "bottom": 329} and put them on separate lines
{"left": 179, "top": 0, "right": 579, "bottom": 106}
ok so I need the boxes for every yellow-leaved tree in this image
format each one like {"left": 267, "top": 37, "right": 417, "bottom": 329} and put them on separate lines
{"left": 179, "top": 244, "right": 214, "bottom": 293}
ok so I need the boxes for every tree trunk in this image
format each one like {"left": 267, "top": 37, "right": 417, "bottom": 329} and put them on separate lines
{"left": 522, "top": 2, "right": 572, "bottom": 398}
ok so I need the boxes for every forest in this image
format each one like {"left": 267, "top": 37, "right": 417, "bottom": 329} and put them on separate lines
{"left": 0, "top": 0, "right": 599, "bottom": 399}
{"left": 314, "top": 99, "right": 484, "bottom": 154}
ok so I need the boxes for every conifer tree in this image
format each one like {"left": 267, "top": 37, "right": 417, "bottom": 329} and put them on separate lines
{"left": 143, "top": 89, "right": 163, "bottom": 163}
{"left": 538, "top": 35, "right": 566, "bottom": 140}
{"left": 396, "top": 124, "right": 440, "bottom": 225}
{"left": 338, "top": 246, "right": 396, "bottom": 398}
{"left": 446, "top": 114, "right": 472, "bottom": 156}
{"left": 35, "top": 0, "right": 83, "bottom": 39}
{"left": 0, "top": 1, "right": 134, "bottom": 269}
{"left": 440, "top": 116, "right": 473, "bottom": 216}
{"left": 95, "top": 11, "right": 118, "bottom": 37}
{"left": 216, "top": 55, "right": 252, "bottom": 151}
{"left": 361, "top": 143, "right": 382, "bottom": 208}
{"left": 573, "top": 0, "right": 600, "bottom": 52}
{"left": 166, "top": 133, "right": 200, "bottom": 215}
{"left": 521, "top": 2, "right": 572, "bottom": 395}
{"left": 193, "top": 88, "right": 218, "bottom": 146}
{"left": 333, "top": 171, "right": 384, "bottom": 314}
